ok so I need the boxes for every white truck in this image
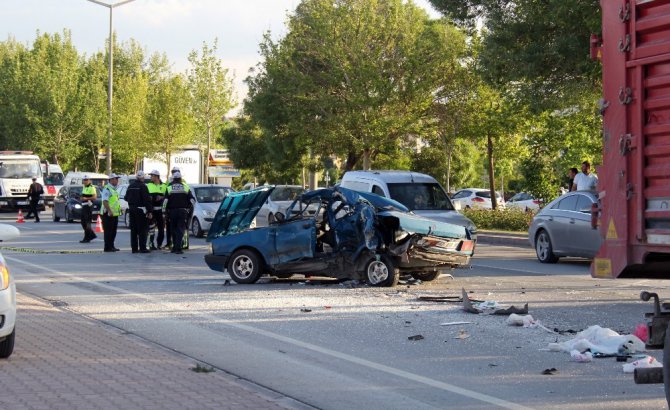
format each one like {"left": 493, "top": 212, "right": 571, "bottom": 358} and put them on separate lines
{"left": 0, "top": 152, "right": 45, "bottom": 212}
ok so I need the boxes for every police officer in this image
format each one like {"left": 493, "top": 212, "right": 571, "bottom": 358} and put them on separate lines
{"left": 146, "top": 170, "right": 167, "bottom": 250}
{"left": 124, "top": 170, "right": 153, "bottom": 253}
{"left": 79, "top": 175, "right": 98, "bottom": 243}
{"left": 164, "top": 171, "right": 194, "bottom": 254}
{"left": 101, "top": 173, "right": 122, "bottom": 252}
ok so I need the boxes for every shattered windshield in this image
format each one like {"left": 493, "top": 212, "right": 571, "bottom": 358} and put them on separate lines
{"left": 0, "top": 160, "right": 42, "bottom": 179}
{"left": 195, "top": 187, "right": 229, "bottom": 203}
{"left": 387, "top": 183, "right": 454, "bottom": 211}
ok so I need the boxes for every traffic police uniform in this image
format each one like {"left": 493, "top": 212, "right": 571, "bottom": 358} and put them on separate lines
{"left": 101, "top": 174, "right": 122, "bottom": 252}
{"left": 146, "top": 170, "right": 167, "bottom": 249}
{"left": 124, "top": 171, "right": 153, "bottom": 253}
{"left": 164, "top": 172, "right": 194, "bottom": 254}
{"left": 80, "top": 177, "right": 97, "bottom": 243}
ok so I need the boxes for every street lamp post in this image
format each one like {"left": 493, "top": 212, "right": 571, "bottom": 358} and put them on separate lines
{"left": 85, "top": 0, "right": 136, "bottom": 175}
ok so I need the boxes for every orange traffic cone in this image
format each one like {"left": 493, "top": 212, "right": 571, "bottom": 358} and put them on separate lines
{"left": 95, "top": 215, "right": 104, "bottom": 233}
{"left": 16, "top": 209, "right": 25, "bottom": 223}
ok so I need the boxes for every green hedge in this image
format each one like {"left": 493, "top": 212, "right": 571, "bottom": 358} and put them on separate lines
{"left": 461, "top": 208, "right": 535, "bottom": 232}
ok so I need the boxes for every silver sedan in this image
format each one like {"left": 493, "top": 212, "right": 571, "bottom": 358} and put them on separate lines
{"left": 528, "top": 191, "right": 602, "bottom": 263}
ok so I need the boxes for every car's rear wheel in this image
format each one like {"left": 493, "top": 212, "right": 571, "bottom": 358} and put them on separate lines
{"left": 0, "top": 329, "right": 15, "bottom": 359}
{"left": 191, "top": 218, "right": 204, "bottom": 238}
{"left": 364, "top": 255, "right": 398, "bottom": 287}
{"left": 52, "top": 208, "right": 60, "bottom": 222}
{"left": 228, "top": 249, "right": 263, "bottom": 284}
{"left": 410, "top": 271, "right": 441, "bottom": 282}
{"left": 535, "top": 230, "right": 559, "bottom": 263}
{"left": 65, "top": 208, "right": 74, "bottom": 223}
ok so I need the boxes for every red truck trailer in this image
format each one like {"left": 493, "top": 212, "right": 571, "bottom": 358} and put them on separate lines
{"left": 592, "top": 0, "right": 670, "bottom": 398}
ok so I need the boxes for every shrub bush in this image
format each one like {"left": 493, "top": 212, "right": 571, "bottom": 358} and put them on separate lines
{"left": 462, "top": 207, "right": 535, "bottom": 232}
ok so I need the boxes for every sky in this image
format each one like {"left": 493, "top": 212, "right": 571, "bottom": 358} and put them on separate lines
{"left": 0, "top": 0, "right": 441, "bottom": 111}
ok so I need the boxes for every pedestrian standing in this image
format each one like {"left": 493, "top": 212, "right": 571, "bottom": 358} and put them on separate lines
{"left": 146, "top": 170, "right": 167, "bottom": 250}
{"left": 567, "top": 167, "right": 578, "bottom": 192}
{"left": 124, "top": 171, "right": 153, "bottom": 253}
{"left": 101, "top": 173, "right": 122, "bottom": 252}
{"left": 164, "top": 171, "right": 194, "bottom": 254}
{"left": 79, "top": 176, "right": 98, "bottom": 243}
{"left": 572, "top": 161, "right": 599, "bottom": 191}
{"left": 164, "top": 167, "right": 180, "bottom": 249}
{"left": 25, "top": 177, "right": 43, "bottom": 222}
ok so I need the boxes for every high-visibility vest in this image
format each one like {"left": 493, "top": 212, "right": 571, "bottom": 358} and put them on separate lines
{"left": 82, "top": 185, "right": 96, "bottom": 197}
{"left": 104, "top": 184, "right": 122, "bottom": 217}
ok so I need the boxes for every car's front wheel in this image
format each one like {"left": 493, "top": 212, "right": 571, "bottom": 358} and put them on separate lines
{"left": 364, "top": 255, "right": 398, "bottom": 287}
{"left": 191, "top": 218, "right": 204, "bottom": 238}
{"left": 52, "top": 208, "right": 60, "bottom": 222}
{"left": 535, "top": 230, "right": 559, "bottom": 263}
{"left": 0, "top": 329, "right": 15, "bottom": 358}
{"left": 123, "top": 211, "right": 130, "bottom": 228}
{"left": 228, "top": 249, "right": 263, "bottom": 284}
{"left": 65, "top": 208, "right": 74, "bottom": 223}
{"left": 410, "top": 271, "right": 441, "bottom": 282}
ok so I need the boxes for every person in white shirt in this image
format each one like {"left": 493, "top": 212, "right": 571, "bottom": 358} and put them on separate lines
{"left": 571, "top": 161, "right": 598, "bottom": 191}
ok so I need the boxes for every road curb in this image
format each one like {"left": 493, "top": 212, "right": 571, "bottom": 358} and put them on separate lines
{"left": 477, "top": 231, "right": 530, "bottom": 248}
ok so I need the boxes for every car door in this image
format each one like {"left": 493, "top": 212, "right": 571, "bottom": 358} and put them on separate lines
{"left": 272, "top": 213, "right": 317, "bottom": 264}
{"left": 549, "top": 195, "right": 579, "bottom": 254}
{"left": 569, "top": 194, "right": 601, "bottom": 257}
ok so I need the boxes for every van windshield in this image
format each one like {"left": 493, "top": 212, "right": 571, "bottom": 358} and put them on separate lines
{"left": 45, "top": 173, "right": 64, "bottom": 185}
{"left": 387, "top": 183, "right": 454, "bottom": 211}
{"left": 0, "top": 160, "right": 42, "bottom": 179}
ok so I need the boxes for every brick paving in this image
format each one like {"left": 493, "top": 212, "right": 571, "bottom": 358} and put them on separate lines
{"left": 0, "top": 293, "right": 301, "bottom": 410}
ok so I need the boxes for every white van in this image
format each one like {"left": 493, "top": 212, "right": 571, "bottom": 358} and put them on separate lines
{"left": 41, "top": 163, "right": 64, "bottom": 207}
{"left": 63, "top": 172, "right": 109, "bottom": 188}
{"left": 0, "top": 152, "right": 45, "bottom": 211}
{"left": 340, "top": 170, "right": 477, "bottom": 238}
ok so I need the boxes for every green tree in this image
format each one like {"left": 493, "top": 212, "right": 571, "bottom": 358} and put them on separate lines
{"left": 187, "top": 39, "right": 235, "bottom": 182}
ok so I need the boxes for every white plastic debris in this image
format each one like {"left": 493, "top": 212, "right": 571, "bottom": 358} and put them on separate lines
{"left": 440, "top": 321, "right": 473, "bottom": 326}
{"left": 570, "top": 350, "right": 593, "bottom": 363}
{"left": 548, "top": 325, "right": 645, "bottom": 355}
{"left": 622, "top": 356, "right": 662, "bottom": 373}
{"left": 506, "top": 313, "right": 536, "bottom": 327}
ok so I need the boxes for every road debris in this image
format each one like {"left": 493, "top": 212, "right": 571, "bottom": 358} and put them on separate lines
{"left": 454, "top": 330, "right": 470, "bottom": 340}
{"left": 493, "top": 303, "right": 529, "bottom": 315}
{"left": 542, "top": 368, "right": 558, "bottom": 375}
{"left": 570, "top": 350, "right": 593, "bottom": 363}
{"left": 440, "top": 321, "right": 473, "bottom": 326}
{"left": 548, "top": 325, "right": 645, "bottom": 355}
{"left": 623, "top": 356, "right": 662, "bottom": 373}
{"left": 506, "top": 314, "right": 536, "bottom": 327}
{"left": 408, "top": 334, "right": 424, "bottom": 341}
{"left": 633, "top": 324, "right": 648, "bottom": 342}
{"left": 462, "top": 288, "right": 481, "bottom": 314}
{"left": 300, "top": 308, "right": 312, "bottom": 313}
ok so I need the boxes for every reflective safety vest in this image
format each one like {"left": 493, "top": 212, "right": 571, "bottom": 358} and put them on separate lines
{"left": 166, "top": 181, "right": 191, "bottom": 209}
{"left": 104, "top": 184, "right": 122, "bottom": 217}
{"left": 147, "top": 181, "right": 168, "bottom": 210}
{"left": 82, "top": 185, "right": 96, "bottom": 197}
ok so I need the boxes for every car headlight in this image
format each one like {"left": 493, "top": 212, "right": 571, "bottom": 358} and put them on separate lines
{"left": 204, "top": 210, "right": 215, "bottom": 218}
{"left": 74, "top": 204, "right": 82, "bottom": 209}
{"left": 0, "top": 264, "right": 10, "bottom": 290}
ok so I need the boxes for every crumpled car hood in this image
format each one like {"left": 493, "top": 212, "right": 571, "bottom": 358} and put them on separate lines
{"left": 207, "top": 186, "right": 274, "bottom": 240}
{"left": 378, "top": 210, "right": 468, "bottom": 239}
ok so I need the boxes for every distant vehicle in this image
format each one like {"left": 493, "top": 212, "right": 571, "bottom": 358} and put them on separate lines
{"left": 52, "top": 185, "right": 103, "bottom": 223}
{"left": 63, "top": 172, "right": 109, "bottom": 188}
{"left": 339, "top": 170, "right": 477, "bottom": 239}
{"left": 0, "top": 152, "right": 45, "bottom": 212}
{"left": 41, "top": 162, "right": 64, "bottom": 207}
{"left": 528, "top": 191, "right": 601, "bottom": 263}
{"left": 506, "top": 192, "right": 542, "bottom": 212}
{"left": 116, "top": 184, "right": 131, "bottom": 228}
{"left": 205, "top": 186, "right": 475, "bottom": 286}
{"left": 189, "top": 184, "right": 234, "bottom": 238}
{"left": 0, "top": 224, "right": 20, "bottom": 358}
{"left": 256, "top": 185, "right": 305, "bottom": 226}
{"left": 450, "top": 188, "right": 505, "bottom": 210}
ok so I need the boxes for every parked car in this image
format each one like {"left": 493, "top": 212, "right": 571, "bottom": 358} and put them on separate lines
{"left": 205, "top": 186, "right": 475, "bottom": 287}
{"left": 189, "top": 184, "right": 234, "bottom": 237}
{"left": 62, "top": 171, "right": 109, "bottom": 188}
{"left": 52, "top": 185, "right": 103, "bottom": 222}
{"left": 507, "top": 192, "right": 542, "bottom": 212}
{"left": 528, "top": 191, "right": 601, "bottom": 263}
{"left": 339, "top": 171, "right": 477, "bottom": 239}
{"left": 451, "top": 188, "right": 505, "bottom": 210}
{"left": 0, "top": 224, "right": 20, "bottom": 358}
{"left": 116, "top": 184, "right": 131, "bottom": 228}
{"left": 256, "top": 185, "right": 306, "bottom": 226}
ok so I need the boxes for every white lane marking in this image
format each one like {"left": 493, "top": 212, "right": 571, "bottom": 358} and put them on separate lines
{"left": 472, "top": 262, "right": 553, "bottom": 275}
{"left": 7, "top": 256, "right": 532, "bottom": 410}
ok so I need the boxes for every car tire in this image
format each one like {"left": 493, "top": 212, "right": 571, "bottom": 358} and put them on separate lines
{"left": 124, "top": 211, "right": 130, "bottom": 229}
{"left": 52, "top": 208, "right": 60, "bottom": 222}
{"left": 65, "top": 208, "right": 74, "bottom": 223}
{"left": 0, "top": 328, "right": 15, "bottom": 359}
{"left": 364, "top": 255, "right": 399, "bottom": 287}
{"left": 410, "top": 271, "right": 441, "bottom": 282}
{"left": 535, "top": 230, "right": 559, "bottom": 263}
{"left": 268, "top": 213, "right": 275, "bottom": 225}
{"left": 191, "top": 218, "right": 204, "bottom": 238}
{"left": 228, "top": 249, "right": 263, "bottom": 284}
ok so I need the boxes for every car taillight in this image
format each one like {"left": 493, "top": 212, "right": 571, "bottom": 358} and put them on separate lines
{"left": 472, "top": 197, "right": 485, "bottom": 202}
{"left": 533, "top": 200, "right": 541, "bottom": 205}
{"left": 460, "top": 240, "right": 474, "bottom": 252}
{"left": 47, "top": 185, "right": 56, "bottom": 195}
{"left": 0, "top": 265, "right": 9, "bottom": 290}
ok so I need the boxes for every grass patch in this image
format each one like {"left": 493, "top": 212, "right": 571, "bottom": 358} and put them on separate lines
{"left": 462, "top": 208, "right": 535, "bottom": 232}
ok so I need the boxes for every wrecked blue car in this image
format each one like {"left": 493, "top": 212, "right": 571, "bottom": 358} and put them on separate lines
{"left": 205, "top": 186, "right": 475, "bottom": 287}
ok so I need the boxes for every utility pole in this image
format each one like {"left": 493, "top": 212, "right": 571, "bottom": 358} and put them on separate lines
{"left": 85, "top": 0, "right": 137, "bottom": 175}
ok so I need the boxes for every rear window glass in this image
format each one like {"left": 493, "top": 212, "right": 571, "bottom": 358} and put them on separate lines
{"left": 575, "top": 195, "right": 594, "bottom": 212}
{"left": 475, "top": 191, "right": 491, "bottom": 198}
{"left": 387, "top": 183, "right": 454, "bottom": 211}
{"left": 270, "top": 187, "right": 304, "bottom": 201}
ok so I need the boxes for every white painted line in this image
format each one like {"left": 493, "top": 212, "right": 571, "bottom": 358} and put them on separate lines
{"left": 7, "top": 256, "right": 532, "bottom": 410}
{"left": 472, "top": 262, "right": 549, "bottom": 275}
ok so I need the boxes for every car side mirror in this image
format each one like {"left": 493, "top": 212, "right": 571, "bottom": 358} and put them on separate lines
{"left": 275, "top": 212, "right": 285, "bottom": 222}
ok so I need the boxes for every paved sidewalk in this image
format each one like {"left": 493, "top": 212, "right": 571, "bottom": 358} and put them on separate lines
{"left": 0, "top": 293, "right": 303, "bottom": 410}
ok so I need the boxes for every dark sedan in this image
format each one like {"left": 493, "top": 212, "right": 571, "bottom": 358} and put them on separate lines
{"left": 52, "top": 185, "right": 102, "bottom": 223}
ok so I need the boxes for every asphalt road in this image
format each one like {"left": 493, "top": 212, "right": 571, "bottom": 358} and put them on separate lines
{"left": 3, "top": 214, "right": 669, "bottom": 409}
